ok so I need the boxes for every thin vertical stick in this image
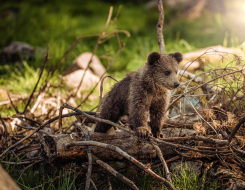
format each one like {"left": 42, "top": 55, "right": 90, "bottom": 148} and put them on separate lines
{"left": 97, "top": 75, "right": 118, "bottom": 113}
{"left": 85, "top": 134, "right": 92, "bottom": 190}
{"left": 156, "top": 0, "right": 165, "bottom": 55}
{"left": 92, "top": 154, "right": 139, "bottom": 190}
{"left": 107, "top": 172, "right": 112, "bottom": 190}
{"left": 0, "top": 115, "right": 8, "bottom": 136}
{"left": 73, "top": 7, "right": 113, "bottom": 98}
{"left": 77, "top": 44, "right": 124, "bottom": 107}
{"left": 153, "top": 144, "right": 172, "bottom": 183}
{"left": 23, "top": 46, "right": 49, "bottom": 113}
{"left": 7, "top": 93, "right": 19, "bottom": 114}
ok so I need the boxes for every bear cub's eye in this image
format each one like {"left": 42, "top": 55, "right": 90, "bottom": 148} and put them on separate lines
{"left": 165, "top": 71, "right": 171, "bottom": 75}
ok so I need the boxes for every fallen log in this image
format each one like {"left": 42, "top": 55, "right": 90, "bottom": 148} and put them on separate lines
{"left": 40, "top": 128, "right": 196, "bottom": 163}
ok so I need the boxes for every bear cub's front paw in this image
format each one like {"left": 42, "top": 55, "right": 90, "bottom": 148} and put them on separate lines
{"left": 136, "top": 126, "right": 153, "bottom": 140}
{"left": 155, "top": 131, "right": 164, "bottom": 139}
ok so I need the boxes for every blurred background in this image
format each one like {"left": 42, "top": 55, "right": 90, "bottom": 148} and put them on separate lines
{"left": 0, "top": 0, "right": 245, "bottom": 111}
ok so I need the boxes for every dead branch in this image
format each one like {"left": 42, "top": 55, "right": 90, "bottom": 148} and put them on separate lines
{"left": 169, "top": 69, "right": 244, "bottom": 113}
{"left": 92, "top": 154, "right": 140, "bottom": 190}
{"left": 97, "top": 75, "right": 118, "bottom": 113}
{"left": 107, "top": 172, "right": 112, "bottom": 190}
{"left": 153, "top": 144, "right": 172, "bottom": 184}
{"left": 201, "top": 161, "right": 217, "bottom": 190}
{"left": 62, "top": 104, "right": 231, "bottom": 154}
{"left": 90, "top": 178, "right": 98, "bottom": 190}
{"left": 0, "top": 93, "right": 38, "bottom": 106}
{"left": 67, "top": 141, "right": 177, "bottom": 190}
{"left": 23, "top": 46, "right": 49, "bottom": 113}
{"left": 81, "top": 124, "right": 92, "bottom": 190}
{"left": 186, "top": 98, "right": 218, "bottom": 135}
{"left": 0, "top": 114, "right": 8, "bottom": 136}
{"left": 78, "top": 43, "right": 124, "bottom": 106}
{"left": 156, "top": 0, "right": 165, "bottom": 55}
{"left": 228, "top": 116, "right": 245, "bottom": 142}
{"left": 30, "top": 82, "right": 50, "bottom": 114}
{"left": 73, "top": 6, "right": 113, "bottom": 98}
{"left": 7, "top": 93, "right": 19, "bottom": 114}
{"left": 17, "top": 160, "right": 43, "bottom": 181}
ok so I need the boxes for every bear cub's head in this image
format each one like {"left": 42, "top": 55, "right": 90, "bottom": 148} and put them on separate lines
{"left": 147, "top": 51, "right": 183, "bottom": 90}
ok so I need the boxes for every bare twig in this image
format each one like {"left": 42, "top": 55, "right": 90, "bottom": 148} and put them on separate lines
{"left": 30, "top": 81, "right": 50, "bottom": 114}
{"left": 186, "top": 98, "right": 218, "bottom": 135}
{"left": 17, "top": 160, "right": 43, "bottom": 181}
{"left": 201, "top": 161, "right": 217, "bottom": 190}
{"left": 15, "top": 122, "right": 49, "bottom": 136}
{"left": 153, "top": 144, "right": 172, "bottom": 183}
{"left": 90, "top": 178, "right": 98, "bottom": 190}
{"left": 107, "top": 172, "right": 112, "bottom": 190}
{"left": 0, "top": 159, "right": 42, "bottom": 165}
{"left": 0, "top": 115, "right": 8, "bottom": 136}
{"left": 169, "top": 69, "right": 244, "bottom": 113}
{"left": 0, "top": 93, "right": 37, "bottom": 106}
{"left": 156, "top": 0, "right": 165, "bottom": 55}
{"left": 23, "top": 46, "right": 49, "bottom": 113}
{"left": 82, "top": 123, "right": 92, "bottom": 190}
{"left": 228, "top": 116, "right": 245, "bottom": 142}
{"left": 97, "top": 75, "right": 118, "bottom": 113}
{"left": 73, "top": 6, "right": 113, "bottom": 98}
{"left": 67, "top": 141, "right": 176, "bottom": 190}
{"left": 86, "top": 148, "right": 92, "bottom": 190}
{"left": 50, "top": 36, "right": 82, "bottom": 76}
{"left": 162, "top": 135, "right": 227, "bottom": 145}
{"left": 78, "top": 43, "right": 124, "bottom": 106}
{"left": 63, "top": 103, "right": 231, "bottom": 154}
{"left": 58, "top": 105, "right": 65, "bottom": 133}
{"left": 92, "top": 154, "right": 140, "bottom": 190}
{"left": 0, "top": 112, "right": 94, "bottom": 158}
{"left": 7, "top": 93, "right": 19, "bottom": 113}
{"left": 231, "top": 146, "right": 245, "bottom": 155}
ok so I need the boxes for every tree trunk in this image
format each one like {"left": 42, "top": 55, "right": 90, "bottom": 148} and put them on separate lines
{"left": 40, "top": 128, "right": 195, "bottom": 163}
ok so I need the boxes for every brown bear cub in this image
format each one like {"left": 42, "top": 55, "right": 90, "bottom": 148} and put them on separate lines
{"left": 95, "top": 51, "right": 183, "bottom": 139}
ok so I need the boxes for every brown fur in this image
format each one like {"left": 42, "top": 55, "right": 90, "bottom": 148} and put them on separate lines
{"left": 95, "top": 52, "right": 183, "bottom": 139}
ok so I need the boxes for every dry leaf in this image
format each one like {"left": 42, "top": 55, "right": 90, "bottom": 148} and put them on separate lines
{"left": 201, "top": 109, "right": 216, "bottom": 121}
{"left": 226, "top": 112, "right": 238, "bottom": 131}
{"left": 212, "top": 120, "right": 221, "bottom": 129}
{"left": 188, "top": 150, "right": 202, "bottom": 158}
{"left": 193, "top": 122, "right": 206, "bottom": 136}
{"left": 235, "top": 135, "right": 245, "bottom": 148}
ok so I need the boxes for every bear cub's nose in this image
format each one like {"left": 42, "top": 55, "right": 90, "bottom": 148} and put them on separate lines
{"left": 174, "top": 82, "right": 180, "bottom": 88}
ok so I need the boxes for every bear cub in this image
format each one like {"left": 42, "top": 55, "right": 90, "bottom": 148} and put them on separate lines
{"left": 95, "top": 51, "right": 183, "bottom": 139}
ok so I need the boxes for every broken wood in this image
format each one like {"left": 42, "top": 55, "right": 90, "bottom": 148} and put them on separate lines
{"left": 0, "top": 164, "right": 21, "bottom": 190}
{"left": 40, "top": 130, "right": 175, "bottom": 163}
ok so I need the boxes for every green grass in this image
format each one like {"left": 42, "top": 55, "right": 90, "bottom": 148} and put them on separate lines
{"left": 1, "top": 159, "right": 221, "bottom": 190}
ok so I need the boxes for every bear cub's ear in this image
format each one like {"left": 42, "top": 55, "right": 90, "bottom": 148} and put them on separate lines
{"left": 168, "top": 52, "right": 183, "bottom": 63}
{"left": 148, "top": 52, "right": 161, "bottom": 65}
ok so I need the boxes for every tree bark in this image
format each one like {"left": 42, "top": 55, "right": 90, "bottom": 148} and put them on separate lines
{"left": 40, "top": 128, "right": 195, "bottom": 163}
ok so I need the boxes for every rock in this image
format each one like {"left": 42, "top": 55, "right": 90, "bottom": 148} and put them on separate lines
{"left": 0, "top": 89, "right": 8, "bottom": 101}
{"left": 170, "top": 160, "right": 203, "bottom": 177}
{"left": 1, "top": 41, "right": 35, "bottom": 62}
{"left": 63, "top": 52, "right": 106, "bottom": 77}
{"left": 180, "top": 45, "right": 245, "bottom": 71}
{"left": 62, "top": 69, "right": 100, "bottom": 98}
